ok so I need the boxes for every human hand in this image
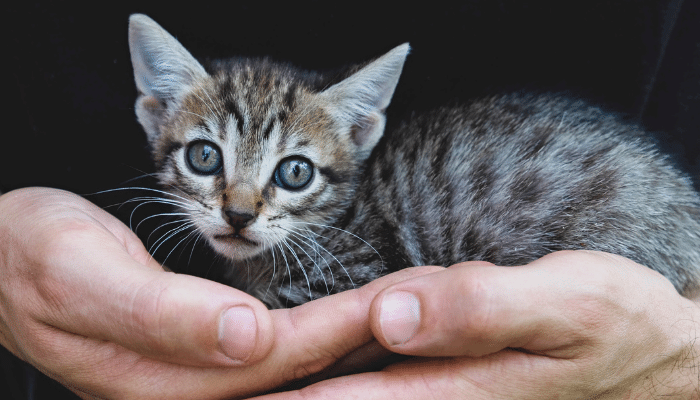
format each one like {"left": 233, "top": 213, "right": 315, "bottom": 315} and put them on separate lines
{"left": 254, "top": 251, "right": 700, "bottom": 399}
{"left": 0, "top": 187, "right": 440, "bottom": 399}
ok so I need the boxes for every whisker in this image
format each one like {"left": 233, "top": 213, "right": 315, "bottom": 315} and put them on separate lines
{"left": 119, "top": 173, "right": 156, "bottom": 185}
{"left": 276, "top": 243, "right": 293, "bottom": 301}
{"left": 162, "top": 228, "right": 199, "bottom": 267}
{"left": 117, "top": 195, "right": 196, "bottom": 210}
{"left": 187, "top": 231, "right": 204, "bottom": 268}
{"left": 288, "top": 226, "right": 353, "bottom": 289}
{"left": 149, "top": 222, "right": 194, "bottom": 257}
{"left": 281, "top": 239, "right": 313, "bottom": 301}
{"left": 282, "top": 228, "right": 334, "bottom": 291}
{"left": 302, "top": 222, "right": 384, "bottom": 273}
{"left": 264, "top": 239, "right": 278, "bottom": 304}
{"left": 90, "top": 187, "right": 198, "bottom": 209}
{"left": 135, "top": 212, "right": 190, "bottom": 235}
{"left": 284, "top": 234, "right": 329, "bottom": 295}
{"left": 147, "top": 219, "right": 191, "bottom": 246}
{"left": 128, "top": 200, "right": 190, "bottom": 231}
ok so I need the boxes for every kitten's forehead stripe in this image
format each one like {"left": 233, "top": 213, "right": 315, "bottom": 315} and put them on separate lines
{"left": 318, "top": 167, "right": 348, "bottom": 184}
{"left": 219, "top": 80, "right": 245, "bottom": 136}
{"left": 195, "top": 120, "right": 210, "bottom": 132}
{"left": 284, "top": 83, "right": 297, "bottom": 111}
{"left": 261, "top": 118, "right": 276, "bottom": 141}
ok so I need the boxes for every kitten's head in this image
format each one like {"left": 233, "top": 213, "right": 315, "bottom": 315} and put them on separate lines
{"left": 128, "top": 14, "right": 408, "bottom": 261}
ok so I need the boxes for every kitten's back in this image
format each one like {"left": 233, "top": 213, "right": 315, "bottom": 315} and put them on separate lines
{"left": 356, "top": 93, "right": 700, "bottom": 294}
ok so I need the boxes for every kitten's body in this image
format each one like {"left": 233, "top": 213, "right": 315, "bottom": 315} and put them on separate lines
{"left": 129, "top": 15, "right": 700, "bottom": 308}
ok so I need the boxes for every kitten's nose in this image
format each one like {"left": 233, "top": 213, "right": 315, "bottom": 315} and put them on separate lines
{"left": 224, "top": 210, "right": 255, "bottom": 231}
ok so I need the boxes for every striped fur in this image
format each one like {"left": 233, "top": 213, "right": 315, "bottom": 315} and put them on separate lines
{"left": 129, "top": 15, "right": 700, "bottom": 308}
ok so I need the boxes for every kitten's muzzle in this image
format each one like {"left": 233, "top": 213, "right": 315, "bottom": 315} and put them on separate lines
{"left": 216, "top": 210, "right": 259, "bottom": 246}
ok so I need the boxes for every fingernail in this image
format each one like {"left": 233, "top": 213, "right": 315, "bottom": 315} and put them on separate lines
{"left": 379, "top": 291, "right": 421, "bottom": 346}
{"left": 219, "top": 306, "right": 257, "bottom": 362}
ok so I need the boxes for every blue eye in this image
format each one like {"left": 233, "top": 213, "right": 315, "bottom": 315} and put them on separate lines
{"left": 186, "top": 141, "right": 222, "bottom": 175}
{"left": 274, "top": 157, "right": 314, "bottom": 190}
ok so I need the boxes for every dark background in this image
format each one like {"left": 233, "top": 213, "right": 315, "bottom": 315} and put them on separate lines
{"left": 4, "top": 1, "right": 700, "bottom": 398}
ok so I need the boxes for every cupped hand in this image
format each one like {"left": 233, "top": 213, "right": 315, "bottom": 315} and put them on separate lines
{"left": 0, "top": 188, "right": 440, "bottom": 399}
{"left": 255, "top": 251, "right": 700, "bottom": 399}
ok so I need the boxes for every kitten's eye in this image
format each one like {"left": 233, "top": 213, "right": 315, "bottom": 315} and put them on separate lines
{"left": 274, "top": 157, "right": 314, "bottom": 190}
{"left": 186, "top": 141, "right": 223, "bottom": 175}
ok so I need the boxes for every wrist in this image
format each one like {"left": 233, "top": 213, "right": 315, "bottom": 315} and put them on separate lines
{"left": 626, "top": 298, "right": 700, "bottom": 399}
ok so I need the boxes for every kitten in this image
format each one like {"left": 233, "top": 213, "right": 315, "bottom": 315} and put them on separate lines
{"left": 128, "top": 14, "right": 700, "bottom": 308}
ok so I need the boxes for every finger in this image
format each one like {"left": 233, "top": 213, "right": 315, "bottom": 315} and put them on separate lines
{"left": 31, "top": 266, "right": 445, "bottom": 400}
{"left": 368, "top": 251, "right": 639, "bottom": 357}
{"left": 30, "top": 226, "right": 273, "bottom": 368}
{"left": 254, "top": 266, "right": 446, "bottom": 386}
{"left": 248, "top": 351, "right": 574, "bottom": 400}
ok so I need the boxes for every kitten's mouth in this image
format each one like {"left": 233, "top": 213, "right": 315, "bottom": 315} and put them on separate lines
{"left": 213, "top": 233, "right": 259, "bottom": 246}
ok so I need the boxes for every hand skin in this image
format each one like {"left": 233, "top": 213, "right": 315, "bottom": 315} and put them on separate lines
{"left": 0, "top": 187, "right": 441, "bottom": 399}
{"left": 253, "top": 251, "right": 700, "bottom": 400}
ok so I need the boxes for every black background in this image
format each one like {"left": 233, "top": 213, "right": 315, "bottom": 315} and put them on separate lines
{"left": 4, "top": 1, "right": 700, "bottom": 398}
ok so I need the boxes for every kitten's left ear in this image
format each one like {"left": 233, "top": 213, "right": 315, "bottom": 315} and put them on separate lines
{"left": 321, "top": 43, "right": 410, "bottom": 158}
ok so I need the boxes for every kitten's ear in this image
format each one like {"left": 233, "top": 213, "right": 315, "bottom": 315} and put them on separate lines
{"left": 321, "top": 43, "right": 409, "bottom": 158}
{"left": 128, "top": 14, "right": 208, "bottom": 139}
{"left": 129, "top": 14, "right": 207, "bottom": 100}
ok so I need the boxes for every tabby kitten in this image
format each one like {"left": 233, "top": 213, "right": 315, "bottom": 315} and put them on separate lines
{"left": 129, "top": 14, "right": 700, "bottom": 308}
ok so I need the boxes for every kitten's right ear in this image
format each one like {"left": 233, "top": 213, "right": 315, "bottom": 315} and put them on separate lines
{"left": 128, "top": 14, "right": 208, "bottom": 139}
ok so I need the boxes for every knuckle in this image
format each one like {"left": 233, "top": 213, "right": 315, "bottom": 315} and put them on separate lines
{"left": 31, "top": 223, "right": 102, "bottom": 313}
{"left": 284, "top": 307, "right": 348, "bottom": 381}
{"left": 455, "top": 270, "right": 498, "bottom": 341}
{"left": 128, "top": 279, "right": 173, "bottom": 354}
{"left": 290, "top": 341, "right": 340, "bottom": 381}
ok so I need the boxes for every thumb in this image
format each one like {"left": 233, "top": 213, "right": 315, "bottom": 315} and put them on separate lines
{"left": 34, "top": 226, "right": 273, "bottom": 367}
{"left": 368, "top": 252, "right": 619, "bottom": 357}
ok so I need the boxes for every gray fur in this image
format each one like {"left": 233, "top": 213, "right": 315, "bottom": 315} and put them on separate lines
{"left": 129, "top": 15, "right": 700, "bottom": 308}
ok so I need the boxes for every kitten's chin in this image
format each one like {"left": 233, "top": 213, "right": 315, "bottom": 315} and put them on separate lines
{"left": 209, "top": 234, "right": 265, "bottom": 260}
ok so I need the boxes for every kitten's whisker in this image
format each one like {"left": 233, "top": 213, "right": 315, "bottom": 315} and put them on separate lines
{"left": 119, "top": 173, "right": 156, "bottom": 185}
{"left": 162, "top": 228, "right": 199, "bottom": 267}
{"left": 148, "top": 222, "right": 194, "bottom": 256}
{"left": 302, "top": 222, "right": 384, "bottom": 274}
{"left": 122, "top": 196, "right": 196, "bottom": 210}
{"left": 147, "top": 219, "right": 191, "bottom": 245}
{"left": 134, "top": 212, "right": 190, "bottom": 234}
{"left": 187, "top": 231, "right": 204, "bottom": 267}
{"left": 281, "top": 239, "right": 313, "bottom": 301}
{"left": 287, "top": 226, "right": 353, "bottom": 289}
{"left": 264, "top": 239, "right": 278, "bottom": 304}
{"left": 299, "top": 227, "right": 337, "bottom": 290}
{"left": 283, "top": 228, "right": 334, "bottom": 291}
{"left": 276, "top": 243, "right": 293, "bottom": 299}
{"left": 283, "top": 233, "right": 329, "bottom": 295}
{"left": 115, "top": 198, "right": 194, "bottom": 223}
{"left": 96, "top": 190, "right": 197, "bottom": 217}
{"left": 91, "top": 187, "right": 196, "bottom": 206}
{"left": 129, "top": 200, "right": 191, "bottom": 231}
